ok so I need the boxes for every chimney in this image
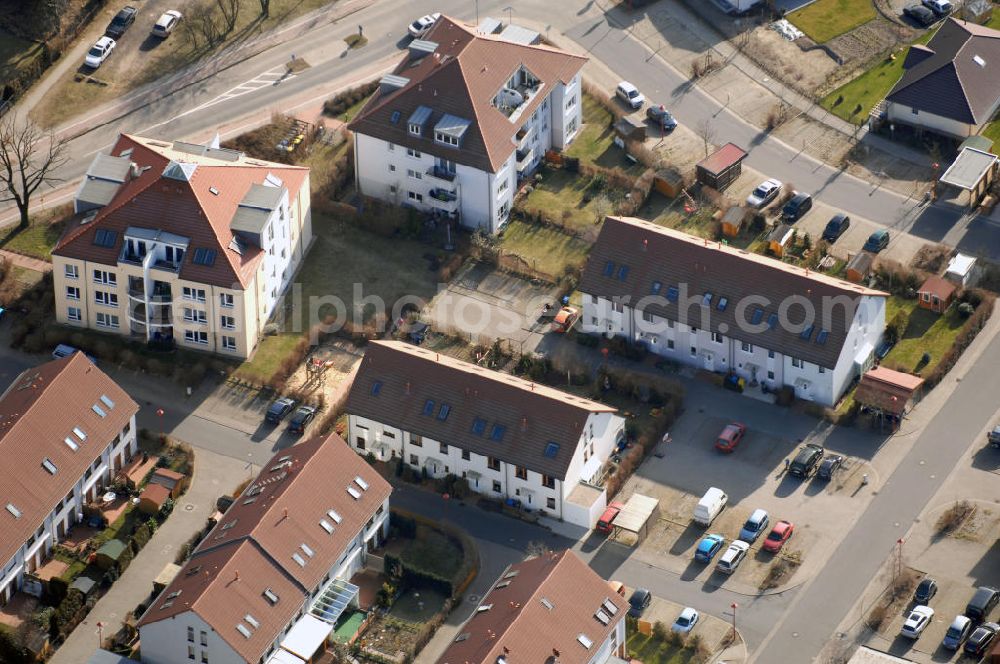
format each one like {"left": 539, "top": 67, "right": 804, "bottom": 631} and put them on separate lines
{"left": 521, "top": 417, "right": 527, "bottom": 431}
{"left": 235, "top": 570, "right": 240, "bottom": 581}
{"left": 405, "top": 382, "right": 411, "bottom": 394}
{"left": 283, "top": 508, "right": 288, "bottom": 519}
{"left": 642, "top": 238, "right": 648, "bottom": 251}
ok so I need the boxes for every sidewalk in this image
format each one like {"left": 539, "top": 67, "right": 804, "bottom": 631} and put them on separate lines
{"left": 49, "top": 448, "right": 247, "bottom": 664}
{"left": 0, "top": 249, "right": 52, "bottom": 273}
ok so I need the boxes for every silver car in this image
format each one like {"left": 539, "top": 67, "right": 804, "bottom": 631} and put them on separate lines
{"left": 746, "top": 178, "right": 782, "bottom": 208}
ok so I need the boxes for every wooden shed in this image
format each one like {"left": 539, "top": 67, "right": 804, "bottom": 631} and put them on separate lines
{"left": 917, "top": 275, "right": 957, "bottom": 313}
{"left": 846, "top": 251, "right": 875, "bottom": 283}
{"left": 767, "top": 223, "right": 795, "bottom": 257}
{"left": 696, "top": 143, "right": 748, "bottom": 191}
{"left": 148, "top": 468, "right": 185, "bottom": 499}
{"left": 138, "top": 482, "right": 171, "bottom": 515}
{"left": 855, "top": 366, "right": 924, "bottom": 429}
{"left": 653, "top": 169, "right": 684, "bottom": 198}
{"left": 720, "top": 206, "right": 747, "bottom": 237}
{"left": 95, "top": 539, "right": 127, "bottom": 571}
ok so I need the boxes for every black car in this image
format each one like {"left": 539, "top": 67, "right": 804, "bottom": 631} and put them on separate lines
{"left": 822, "top": 214, "right": 851, "bottom": 242}
{"left": 914, "top": 577, "right": 938, "bottom": 603}
{"left": 964, "top": 622, "right": 1000, "bottom": 657}
{"left": 817, "top": 454, "right": 844, "bottom": 481}
{"left": 966, "top": 586, "right": 1000, "bottom": 622}
{"left": 789, "top": 444, "right": 824, "bottom": 478}
{"left": 105, "top": 6, "right": 137, "bottom": 38}
{"left": 645, "top": 105, "right": 678, "bottom": 130}
{"left": 903, "top": 4, "right": 936, "bottom": 27}
{"left": 628, "top": 589, "right": 651, "bottom": 617}
{"left": 288, "top": 405, "right": 317, "bottom": 434}
{"left": 265, "top": 397, "right": 296, "bottom": 424}
{"left": 781, "top": 192, "right": 813, "bottom": 222}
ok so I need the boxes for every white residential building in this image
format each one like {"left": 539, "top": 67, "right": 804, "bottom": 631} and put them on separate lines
{"left": 579, "top": 217, "right": 888, "bottom": 407}
{"left": 348, "top": 15, "right": 586, "bottom": 233}
{"left": 0, "top": 353, "right": 138, "bottom": 605}
{"left": 344, "top": 341, "right": 626, "bottom": 530}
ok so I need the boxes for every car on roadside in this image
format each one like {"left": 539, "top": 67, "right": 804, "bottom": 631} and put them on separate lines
{"left": 105, "top": 6, "right": 137, "bottom": 38}
{"left": 716, "top": 540, "right": 750, "bottom": 575}
{"left": 715, "top": 422, "right": 747, "bottom": 453}
{"left": 942, "top": 615, "right": 973, "bottom": 650}
{"left": 672, "top": 607, "right": 699, "bottom": 634}
{"left": 915, "top": 577, "right": 938, "bottom": 604}
{"left": 408, "top": 12, "right": 441, "bottom": 38}
{"left": 863, "top": 229, "right": 890, "bottom": 253}
{"left": 151, "top": 10, "right": 183, "bottom": 38}
{"left": 265, "top": 397, "right": 296, "bottom": 424}
{"left": 901, "top": 605, "right": 934, "bottom": 638}
{"left": 746, "top": 179, "right": 782, "bottom": 209}
{"left": 628, "top": 588, "right": 652, "bottom": 617}
{"left": 288, "top": 405, "right": 317, "bottom": 434}
{"left": 646, "top": 104, "right": 678, "bottom": 130}
{"left": 616, "top": 81, "right": 645, "bottom": 110}
{"left": 922, "top": 0, "right": 953, "bottom": 16}
{"left": 817, "top": 454, "right": 844, "bottom": 481}
{"left": 965, "top": 622, "right": 1000, "bottom": 657}
{"left": 762, "top": 520, "right": 794, "bottom": 553}
{"left": 84, "top": 36, "right": 116, "bottom": 69}
{"left": 789, "top": 443, "right": 824, "bottom": 478}
{"left": 781, "top": 191, "right": 813, "bottom": 222}
{"left": 739, "top": 509, "right": 769, "bottom": 544}
{"left": 821, "top": 214, "right": 851, "bottom": 243}
{"left": 965, "top": 586, "right": 1000, "bottom": 622}
{"left": 695, "top": 534, "right": 726, "bottom": 563}
{"left": 903, "top": 4, "right": 937, "bottom": 26}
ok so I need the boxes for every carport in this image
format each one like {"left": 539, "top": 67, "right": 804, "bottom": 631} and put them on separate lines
{"left": 855, "top": 366, "right": 924, "bottom": 430}
{"left": 696, "top": 143, "right": 748, "bottom": 192}
{"left": 938, "top": 145, "right": 998, "bottom": 208}
{"left": 612, "top": 493, "right": 659, "bottom": 546}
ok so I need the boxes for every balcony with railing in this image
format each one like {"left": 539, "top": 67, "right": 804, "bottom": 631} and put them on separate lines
{"left": 516, "top": 147, "right": 534, "bottom": 172}
{"left": 516, "top": 125, "right": 533, "bottom": 151}
{"left": 425, "top": 166, "right": 457, "bottom": 185}
{"left": 427, "top": 188, "right": 459, "bottom": 214}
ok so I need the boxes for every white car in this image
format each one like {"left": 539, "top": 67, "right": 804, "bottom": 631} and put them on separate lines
{"left": 746, "top": 178, "right": 783, "bottom": 208}
{"left": 151, "top": 10, "right": 183, "bottom": 38}
{"left": 900, "top": 605, "right": 934, "bottom": 639}
{"left": 921, "top": 0, "right": 953, "bottom": 16}
{"left": 616, "top": 81, "right": 645, "bottom": 110}
{"left": 408, "top": 12, "right": 441, "bottom": 38}
{"left": 672, "top": 607, "right": 699, "bottom": 633}
{"left": 84, "top": 36, "right": 116, "bottom": 69}
{"left": 716, "top": 540, "right": 750, "bottom": 575}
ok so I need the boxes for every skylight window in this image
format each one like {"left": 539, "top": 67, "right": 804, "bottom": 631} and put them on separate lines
{"left": 192, "top": 248, "right": 217, "bottom": 266}
{"left": 602, "top": 599, "right": 619, "bottom": 615}
{"left": 477, "top": 604, "right": 493, "bottom": 613}
{"left": 73, "top": 427, "right": 87, "bottom": 441}
{"left": 236, "top": 624, "right": 252, "bottom": 639}
{"left": 702, "top": 293, "right": 713, "bottom": 306}
{"left": 595, "top": 610, "right": 610, "bottom": 625}
{"left": 6, "top": 503, "right": 22, "bottom": 518}
{"left": 577, "top": 634, "right": 593, "bottom": 649}
{"left": 717, "top": 297, "right": 728, "bottom": 311}
{"left": 347, "top": 486, "right": 361, "bottom": 500}
{"left": 666, "top": 286, "right": 679, "bottom": 302}
{"left": 816, "top": 329, "right": 829, "bottom": 345}
{"left": 263, "top": 588, "right": 279, "bottom": 605}
{"left": 371, "top": 381, "right": 382, "bottom": 396}
{"left": 767, "top": 313, "right": 779, "bottom": 330}
{"left": 99, "top": 395, "right": 115, "bottom": 409}
{"left": 244, "top": 614, "right": 260, "bottom": 629}
{"left": 617, "top": 265, "right": 630, "bottom": 281}
{"left": 300, "top": 544, "right": 314, "bottom": 558}
{"left": 355, "top": 476, "right": 370, "bottom": 491}
{"left": 92, "top": 404, "right": 107, "bottom": 418}
{"left": 422, "top": 399, "right": 435, "bottom": 416}
{"left": 327, "top": 509, "right": 343, "bottom": 524}
{"left": 93, "top": 229, "right": 117, "bottom": 248}
{"left": 292, "top": 552, "right": 306, "bottom": 567}
{"left": 42, "top": 458, "right": 57, "bottom": 475}
{"left": 471, "top": 417, "right": 487, "bottom": 435}
{"left": 490, "top": 424, "right": 506, "bottom": 442}
{"left": 541, "top": 597, "right": 554, "bottom": 610}
{"left": 64, "top": 437, "right": 79, "bottom": 452}
{"left": 800, "top": 324, "right": 814, "bottom": 341}
{"left": 437, "top": 403, "right": 451, "bottom": 421}
{"left": 544, "top": 442, "right": 560, "bottom": 458}
{"left": 603, "top": 260, "right": 615, "bottom": 277}
{"left": 320, "top": 519, "right": 334, "bottom": 534}
{"left": 751, "top": 308, "right": 764, "bottom": 325}
{"left": 390, "top": 110, "right": 401, "bottom": 124}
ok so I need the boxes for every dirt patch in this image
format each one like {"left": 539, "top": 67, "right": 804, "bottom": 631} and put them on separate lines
{"left": 865, "top": 567, "right": 920, "bottom": 632}
{"left": 760, "top": 550, "right": 803, "bottom": 590}
{"left": 743, "top": 27, "right": 838, "bottom": 96}
{"left": 910, "top": 243, "right": 952, "bottom": 273}
{"left": 825, "top": 18, "right": 914, "bottom": 84}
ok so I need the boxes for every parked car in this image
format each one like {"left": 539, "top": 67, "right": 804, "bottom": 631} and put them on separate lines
{"left": 288, "top": 405, "right": 317, "bottom": 434}
{"left": 265, "top": 397, "right": 296, "bottom": 424}
{"left": 715, "top": 422, "right": 747, "bottom": 453}
{"left": 863, "top": 229, "right": 890, "bottom": 253}
{"left": 84, "top": 36, "right": 116, "bottom": 69}
{"left": 821, "top": 214, "right": 851, "bottom": 242}
{"left": 672, "top": 607, "right": 699, "bottom": 634}
{"left": 646, "top": 105, "right": 678, "bottom": 130}
{"left": 762, "top": 520, "right": 794, "bottom": 553}
{"left": 739, "top": 509, "right": 770, "bottom": 544}
{"left": 922, "top": 0, "right": 953, "bottom": 16}
{"left": 942, "top": 615, "right": 973, "bottom": 650}
{"left": 965, "top": 586, "right": 1000, "bottom": 622}
{"left": 965, "top": 622, "right": 1000, "bottom": 657}
{"left": 817, "top": 454, "right": 844, "bottom": 481}
{"left": 746, "top": 179, "right": 782, "bottom": 209}
{"left": 915, "top": 577, "right": 938, "bottom": 604}
{"left": 551, "top": 306, "right": 579, "bottom": 333}
{"left": 628, "top": 588, "right": 652, "bottom": 617}
{"left": 693, "top": 487, "right": 728, "bottom": 526}
{"left": 151, "top": 10, "right": 183, "bottom": 38}
{"left": 876, "top": 339, "right": 895, "bottom": 360}
{"left": 988, "top": 425, "right": 1000, "bottom": 449}
{"left": 789, "top": 444, "right": 824, "bottom": 478}
{"left": 716, "top": 540, "right": 750, "bottom": 575}
{"left": 901, "top": 605, "right": 934, "bottom": 638}
{"left": 105, "top": 6, "right": 137, "bottom": 38}
{"left": 616, "top": 81, "right": 645, "bottom": 110}
{"left": 695, "top": 534, "right": 726, "bottom": 563}
{"left": 596, "top": 502, "right": 625, "bottom": 535}
{"left": 903, "top": 4, "right": 937, "bottom": 26}
{"left": 781, "top": 191, "right": 813, "bottom": 222}
{"left": 408, "top": 12, "right": 441, "bottom": 38}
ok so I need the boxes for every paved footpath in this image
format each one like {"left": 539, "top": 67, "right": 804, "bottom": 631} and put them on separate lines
{"left": 0, "top": 249, "right": 52, "bottom": 273}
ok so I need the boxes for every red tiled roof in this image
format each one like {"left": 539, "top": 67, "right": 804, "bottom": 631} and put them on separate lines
{"left": 53, "top": 134, "right": 309, "bottom": 289}
{"left": 696, "top": 142, "right": 748, "bottom": 176}
{"left": 918, "top": 275, "right": 957, "bottom": 300}
{"left": 139, "top": 483, "right": 171, "bottom": 508}
{"left": 0, "top": 354, "right": 138, "bottom": 568}
{"left": 855, "top": 366, "right": 924, "bottom": 415}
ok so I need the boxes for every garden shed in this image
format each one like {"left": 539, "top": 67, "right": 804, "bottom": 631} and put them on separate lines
{"left": 696, "top": 143, "right": 748, "bottom": 191}
{"left": 138, "top": 483, "right": 171, "bottom": 515}
{"left": 614, "top": 116, "right": 646, "bottom": 143}
{"left": 917, "top": 275, "right": 957, "bottom": 313}
{"left": 148, "top": 468, "right": 185, "bottom": 499}
{"left": 70, "top": 575, "right": 98, "bottom": 599}
{"left": 720, "top": 206, "right": 747, "bottom": 237}
{"left": 846, "top": 251, "right": 875, "bottom": 283}
{"left": 95, "top": 539, "right": 127, "bottom": 571}
{"left": 946, "top": 253, "right": 980, "bottom": 287}
{"left": 767, "top": 223, "right": 795, "bottom": 257}
{"left": 855, "top": 366, "right": 924, "bottom": 425}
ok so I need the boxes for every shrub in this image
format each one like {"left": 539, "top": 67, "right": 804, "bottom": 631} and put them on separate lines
{"left": 133, "top": 523, "right": 152, "bottom": 549}
{"left": 958, "top": 302, "right": 975, "bottom": 318}
{"left": 935, "top": 500, "right": 974, "bottom": 536}
{"left": 322, "top": 80, "right": 379, "bottom": 117}
{"left": 885, "top": 309, "right": 910, "bottom": 343}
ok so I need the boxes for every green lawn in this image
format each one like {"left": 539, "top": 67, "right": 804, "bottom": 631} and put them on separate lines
{"left": 626, "top": 632, "right": 699, "bottom": 664}
{"left": 788, "top": 0, "right": 877, "bottom": 43}
{"left": 566, "top": 93, "right": 644, "bottom": 174}
{"left": 981, "top": 118, "right": 1000, "bottom": 149}
{"left": 0, "top": 216, "right": 66, "bottom": 260}
{"left": 520, "top": 168, "right": 627, "bottom": 232}
{"left": 399, "top": 525, "right": 464, "bottom": 579}
{"left": 500, "top": 218, "right": 591, "bottom": 277}
{"left": 338, "top": 96, "right": 370, "bottom": 122}
{"left": 884, "top": 305, "right": 965, "bottom": 374}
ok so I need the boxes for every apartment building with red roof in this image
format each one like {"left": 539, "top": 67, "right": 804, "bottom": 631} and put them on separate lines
{"left": 52, "top": 134, "right": 311, "bottom": 358}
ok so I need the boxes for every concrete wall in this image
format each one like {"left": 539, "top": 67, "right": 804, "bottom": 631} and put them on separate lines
{"left": 139, "top": 611, "right": 249, "bottom": 664}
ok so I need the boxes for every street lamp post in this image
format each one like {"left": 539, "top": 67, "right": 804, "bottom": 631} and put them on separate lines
{"left": 896, "top": 538, "right": 904, "bottom": 581}
{"left": 504, "top": 5, "right": 513, "bottom": 25}
{"left": 730, "top": 602, "right": 738, "bottom": 641}
{"left": 475, "top": 0, "right": 480, "bottom": 25}
{"left": 97, "top": 621, "right": 104, "bottom": 648}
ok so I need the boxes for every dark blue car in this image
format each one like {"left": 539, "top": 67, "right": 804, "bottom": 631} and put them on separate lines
{"left": 694, "top": 534, "right": 725, "bottom": 563}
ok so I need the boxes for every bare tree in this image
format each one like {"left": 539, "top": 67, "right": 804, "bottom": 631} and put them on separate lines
{"left": 696, "top": 118, "right": 716, "bottom": 158}
{"left": 259, "top": 0, "right": 270, "bottom": 17}
{"left": 216, "top": 0, "right": 240, "bottom": 33}
{"left": 183, "top": 9, "right": 224, "bottom": 49}
{"left": 0, "top": 115, "right": 68, "bottom": 231}
{"left": 592, "top": 194, "right": 611, "bottom": 224}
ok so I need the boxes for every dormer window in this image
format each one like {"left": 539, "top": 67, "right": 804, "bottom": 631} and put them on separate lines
{"left": 409, "top": 122, "right": 422, "bottom": 136}
{"left": 407, "top": 106, "right": 432, "bottom": 137}
{"left": 435, "top": 132, "right": 458, "bottom": 146}
{"left": 434, "top": 114, "right": 470, "bottom": 148}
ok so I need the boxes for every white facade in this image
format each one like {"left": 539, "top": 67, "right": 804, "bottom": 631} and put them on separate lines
{"left": 0, "top": 416, "right": 137, "bottom": 605}
{"left": 581, "top": 292, "right": 886, "bottom": 407}
{"left": 589, "top": 617, "right": 627, "bottom": 664}
{"left": 346, "top": 410, "right": 621, "bottom": 528}
{"left": 886, "top": 102, "right": 983, "bottom": 139}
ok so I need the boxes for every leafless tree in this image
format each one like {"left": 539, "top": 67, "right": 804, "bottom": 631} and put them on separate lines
{"left": 696, "top": 118, "right": 716, "bottom": 158}
{"left": 0, "top": 114, "right": 68, "bottom": 230}
{"left": 592, "top": 194, "right": 611, "bottom": 224}
{"left": 259, "top": 0, "right": 270, "bottom": 17}
{"left": 183, "top": 9, "right": 224, "bottom": 49}
{"left": 525, "top": 540, "right": 551, "bottom": 558}
{"left": 216, "top": 0, "right": 240, "bottom": 33}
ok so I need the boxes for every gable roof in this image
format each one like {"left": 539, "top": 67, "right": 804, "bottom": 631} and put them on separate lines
{"left": 138, "top": 435, "right": 390, "bottom": 663}
{"left": 345, "top": 341, "right": 616, "bottom": 479}
{"left": 887, "top": 18, "right": 1000, "bottom": 124}
{"left": 0, "top": 353, "right": 138, "bottom": 569}
{"left": 918, "top": 275, "right": 957, "bottom": 300}
{"left": 437, "top": 550, "right": 626, "bottom": 664}
{"left": 53, "top": 134, "right": 309, "bottom": 289}
{"left": 348, "top": 16, "right": 586, "bottom": 173}
{"left": 579, "top": 217, "right": 887, "bottom": 369}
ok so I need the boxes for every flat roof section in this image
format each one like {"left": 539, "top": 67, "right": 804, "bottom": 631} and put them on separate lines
{"left": 940, "top": 147, "right": 998, "bottom": 190}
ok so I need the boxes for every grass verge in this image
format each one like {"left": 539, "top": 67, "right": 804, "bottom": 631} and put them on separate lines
{"left": 883, "top": 305, "right": 965, "bottom": 375}
{"left": 566, "top": 93, "right": 644, "bottom": 174}
{"left": 788, "top": 0, "right": 877, "bottom": 44}
{"left": 0, "top": 204, "right": 72, "bottom": 260}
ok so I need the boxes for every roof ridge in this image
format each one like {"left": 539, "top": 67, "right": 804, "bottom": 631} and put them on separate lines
{"left": 950, "top": 46, "right": 986, "bottom": 123}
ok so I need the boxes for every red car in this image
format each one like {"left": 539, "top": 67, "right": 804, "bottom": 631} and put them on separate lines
{"left": 596, "top": 502, "right": 625, "bottom": 535}
{"left": 762, "top": 520, "right": 794, "bottom": 553}
{"left": 714, "top": 422, "right": 747, "bottom": 453}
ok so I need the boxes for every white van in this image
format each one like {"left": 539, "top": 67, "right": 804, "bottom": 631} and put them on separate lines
{"left": 693, "top": 487, "right": 728, "bottom": 526}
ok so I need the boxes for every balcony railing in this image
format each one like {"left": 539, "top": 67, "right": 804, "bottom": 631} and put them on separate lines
{"left": 426, "top": 166, "right": 457, "bottom": 184}
{"left": 516, "top": 147, "right": 534, "bottom": 170}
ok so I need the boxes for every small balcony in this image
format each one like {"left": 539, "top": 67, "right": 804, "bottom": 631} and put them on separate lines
{"left": 150, "top": 259, "right": 181, "bottom": 274}
{"left": 516, "top": 125, "right": 533, "bottom": 151}
{"left": 427, "top": 188, "right": 459, "bottom": 214}
{"left": 127, "top": 277, "right": 145, "bottom": 301}
{"left": 516, "top": 147, "right": 534, "bottom": 172}
{"left": 425, "top": 166, "right": 457, "bottom": 185}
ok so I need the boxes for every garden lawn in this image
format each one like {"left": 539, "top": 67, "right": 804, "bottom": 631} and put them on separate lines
{"left": 235, "top": 333, "right": 302, "bottom": 383}
{"left": 626, "top": 632, "right": 697, "bottom": 664}
{"left": 399, "top": 525, "right": 463, "bottom": 580}
{"left": 1, "top": 204, "right": 72, "bottom": 260}
{"left": 981, "top": 118, "right": 1000, "bottom": 149}
{"left": 520, "top": 168, "right": 625, "bottom": 233}
{"left": 884, "top": 305, "right": 965, "bottom": 374}
{"left": 500, "top": 219, "right": 591, "bottom": 278}
{"left": 566, "top": 93, "right": 644, "bottom": 175}
{"left": 788, "top": 0, "right": 876, "bottom": 43}
{"left": 0, "top": 30, "right": 42, "bottom": 84}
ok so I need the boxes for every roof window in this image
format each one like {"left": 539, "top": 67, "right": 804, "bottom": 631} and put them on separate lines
{"left": 702, "top": 293, "right": 712, "bottom": 306}
{"left": 354, "top": 476, "right": 369, "bottom": 491}
{"left": 100, "top": 395, "right": 115, "bottom": 409}
{"left": 327, "top": 509, "right": 343, "bottom": 524}
{"left": 651, "top": 281, "right": 662, "bottom": 295}
{"left": 603, "top": 260, "right": 614, "bottom": 277}
{"left": 64, "top": 437, "right": 79, "bottom": 452}
{"left": 577, "top": 634, "right": 593, "bottom": 649}
{"left": 245, "top": 614, "right": 260, "bottom": 629}
{"left": 617, "top": 265, "right": 630, "bottom": 281}
{"left": 666, "top": 286, "right": 679, "bottom": 302}
{"left": 717, "top": 297, "right": 728, "bottom": 311}
{"left": 236, "top": 624, "right": 252, "bottom": 639}
{"left": 800, "top": 324, "right": 814, "bottom": 341}
{"left": 193, "top": 248, "right": 217, "bottom": 266}
{"left": 93, "top": 229, "right": 117, "bottom": 248}
{"left": 437, "top": 403, "right": 451, "bottom": 421}
{"left": 490, "top": 424, "right": 506, "bottom": 442}
{"left": 751, "top": 308, "right": 764, "bottom": 325}
{"left": 6, "top": 503, "right": 22, "bottom": 518}
{"left": 292, "top": 552, "right": 306, "bottom": 567}
{"left": 92, "top": 404, "right": 107, "bottom": 418}
{"left": 42, "top": 458, "right": 58, "bottom": 475}
{"left": 471, "top": 417, "right": 487, "bottom": 435}
{"left": 544, "top": 442, "right": 560, "bottom": 458}
{"left": 320, "top": 519, "right": 334, "bottom": 534}
{"left": 73, "top": 427, "right": 87, "bottom": 442}
{"left": 422, "top": 399, "right": 435, "bottom": 416}
{"left": 263, "top": 588, "right": 279, "bottom": 605}
{"left": 371, "top": 381, "right": 382, "bottom": 396}
{"left": 300, "top": 544, "right": 314, "bottom": 558}
{"left": 347, "top": 486, "right": 362, "bottom": 500}
{"left": 767, "top": 313, "right": 779, "bottom": 330}
{"left": 816, "top": 329, "right": 829, "bottom": 345}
